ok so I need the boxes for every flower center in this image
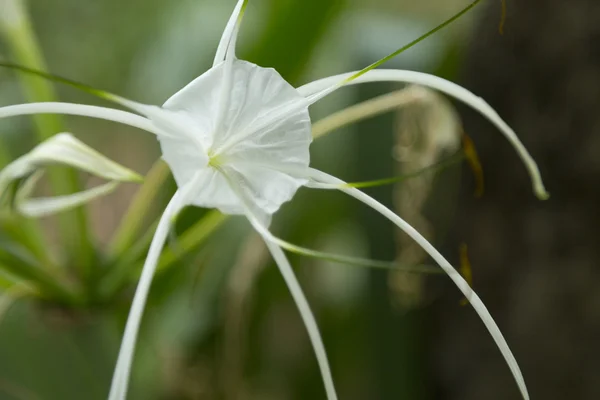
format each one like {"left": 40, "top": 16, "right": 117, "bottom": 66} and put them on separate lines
{"left": 207, "top": 148, "right": 224, "bottom": 168}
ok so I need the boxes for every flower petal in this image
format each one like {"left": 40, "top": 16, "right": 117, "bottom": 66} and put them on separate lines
{"left": 27, "top": 133, "right": 142, "bottom": 181}
{"left": 298, "top": 69, "right": 548, "bottom": 200}
{"left": 262, "top": 239, "right": 339, "bottom": 400}
{"left": 0, "top": 102, "right": 159, "bottom": 134}
{"left": 18, "top": 181, "right": 119, "bottom": 218}
{"left": 158, "top": 60, "right": 311, "bottom": 216}
{"left": 108, "top": 172, "right": 204, "bottom": 400}
{"left": 163, "top": 60, "right": 311, "bottom": 158}
{"left": 212, "top": 0, "right": 248, "bottom": 66}
{"left": 221, "top": 169, "right": 338, "bottom": 400}
{"left": 306, "top": 167, "right": 529, "bottom": 400}
{"left": 0, "top": 133, "right": 142, "bottom": 216}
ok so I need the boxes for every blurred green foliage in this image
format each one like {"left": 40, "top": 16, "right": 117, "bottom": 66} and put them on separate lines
{"left": 0, "top": 1, "right": 474, "bottom": 399}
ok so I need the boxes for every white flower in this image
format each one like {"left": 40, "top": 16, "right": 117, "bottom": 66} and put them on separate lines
{"left": 0, "top": 1, "right": 548, "bottom": 399}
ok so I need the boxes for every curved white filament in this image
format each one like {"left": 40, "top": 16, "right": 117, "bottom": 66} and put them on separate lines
{"left": 108, "top": 174, "right": 201, "bottom": 400}
{"left": 262, "top": 240, "right": 338, "bottom": 400}
{"left": 0, "top": 102, "right": 160, "bottom": 135}
{"left": 20, "top": 181, "right": 119, "bottom": 217}
{"left": 306, "top": 168, "right": 529, "bottom": 400}
{"left": 219, "top": 168, "right": 338, "bottom": 400}
{"left": 298, "top": 70, "right": 548, "bottom": 200}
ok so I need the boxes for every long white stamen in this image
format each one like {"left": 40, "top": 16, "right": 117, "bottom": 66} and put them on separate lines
{"left": 218, "top": 167, "right": 338, "bottom": 400}
{"left": 108, "top": 174, "right": 201, "bottom": 400}
{"left": 298, "top": 70, "right": 548, "bottom": 200}
{"left": 0, "top": 102, "right": 159, "bottom": 135}
{"left": 307, "top": 168, "right": 529, "bottom": 400}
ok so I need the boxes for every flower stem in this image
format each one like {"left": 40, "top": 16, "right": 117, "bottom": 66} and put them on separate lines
{"left": 108, "top": 160, "right": 171, "bottom": 260}
{"left": 0, "top": 0, "right": 94, "bottom": 276}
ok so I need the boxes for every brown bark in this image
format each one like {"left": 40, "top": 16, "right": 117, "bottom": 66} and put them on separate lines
{"left": 432, "top": 1, "right": 600, "bottom": 399}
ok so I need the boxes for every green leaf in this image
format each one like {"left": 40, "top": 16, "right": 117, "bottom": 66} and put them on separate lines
{"left": 0, "top": 238, "right": 80, "bottom": 303}
{"left": 108, "top": 160, "right": 171, "bottom": 261}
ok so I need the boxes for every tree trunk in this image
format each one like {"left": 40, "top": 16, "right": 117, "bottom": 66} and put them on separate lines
{"left": 432, "top": 1, "right": 600, "bottom": 399}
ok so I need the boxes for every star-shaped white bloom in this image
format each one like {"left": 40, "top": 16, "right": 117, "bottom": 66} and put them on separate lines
{"left": 0, "top": 1, "right": 549, "bottom": 400}
{"left": 156, "top": 59, "right": 311, "bottom": 220}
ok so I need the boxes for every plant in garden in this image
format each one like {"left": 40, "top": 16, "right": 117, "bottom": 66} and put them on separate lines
{"left": 0, "top": 0, "right": 548, "bottom": 399}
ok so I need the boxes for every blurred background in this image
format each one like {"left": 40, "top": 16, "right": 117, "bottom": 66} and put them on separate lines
{"left": 1, "top": 0, "right": 598, "bottom": 399}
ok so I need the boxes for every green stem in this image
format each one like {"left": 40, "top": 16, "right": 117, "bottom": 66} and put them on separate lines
{"left": 0, "top": 216, "right": 50, "bottom": 265}
{"left": 0, "top": 125, "right": 49, "bottom": 265}
{"left": 0, "top": 241, "right": 80, "bottom": 304}
{"left": 97, "top": 220, "right": 159, "bottom": 300}
{"left": 108, "top": 159, "right": 171, "bottom": 260}
{"left": 156, "top": 210, "right": 226, "bottom": 272}
{"left": 344, "top": 0, "right": 482, "bottom": 83}
{"left": 98, "top": 210, "right": 226, "bottom": 300}
{"left": 0, "top": 0, "right": 94, "bottom": 275}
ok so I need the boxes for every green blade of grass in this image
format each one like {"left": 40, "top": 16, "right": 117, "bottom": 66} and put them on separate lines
{"left": 343, "top": 0, "right": 482, "bottom": 84}
{"left": 0, "top": 239, "right": 80, "bottom": 304}
{"left": 1, "top": 3, "right": 96, "bottom": 276}
{"left": 342, "top": 151, "right": 464, "bottom": 189}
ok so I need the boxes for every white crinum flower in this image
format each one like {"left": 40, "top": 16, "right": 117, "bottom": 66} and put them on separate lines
{"left": 0, "top": 1, "right": 548, "bottom": 399}
{"left": 0, "top": 133, "right": 142, "bottom": 217}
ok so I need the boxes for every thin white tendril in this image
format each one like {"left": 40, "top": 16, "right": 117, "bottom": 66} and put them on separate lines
{"left": 306, "top": 167, "right": 529, "bottom": 400}
{"left": 0, "top": 102, "right": 159, "bottom": 135}
{"left": 298, "top": 69, "right": 548, "bottom": 200}
{"left": 262, "top": 240, "right": 338, "bottom": 400}
{"left": 218, "top": 166, "right": 338, "bottom": 400}
{"left": 108, "top": 173, "right": 202, "bottom": 400}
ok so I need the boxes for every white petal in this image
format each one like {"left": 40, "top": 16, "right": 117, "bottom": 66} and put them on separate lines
{"left": 221, "top": 169, "right": 338, "bottom": 400}
{"left": 19, "top": 181, "right": 119, "bottom": 217}
{"left": 163, "top": 60, "right": 311, "bottom": 154}
{"left": 182, "top": 166, "right": 241, "bottom": 214}
{"left": 108, "top": 172, "right": 204, "bottom": 400}
{"left": 0, "top": 102, "right": 159, "bottom": 134}
{"left": 212, "top": 0, "right": 247, "bottom": 66}
{"left": 298, "top": 69, "right": 548, "bottom": 200}
{"left": 307, "top": 168, "right": 529, "bottom": 400}
{"left": 0, "top": 133, "right": 141, "bottom": 216}
{"left": 225, "top": 164, "right": 302, "bottom": 217}
{"left": 28, "top": 133, "right": 142, "bottom": 181}
{"left": 158, "top": 60, "right": 311, "bottom": 216}
{"left": 262, "top": 239, "right": 338, "bottom": 400}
